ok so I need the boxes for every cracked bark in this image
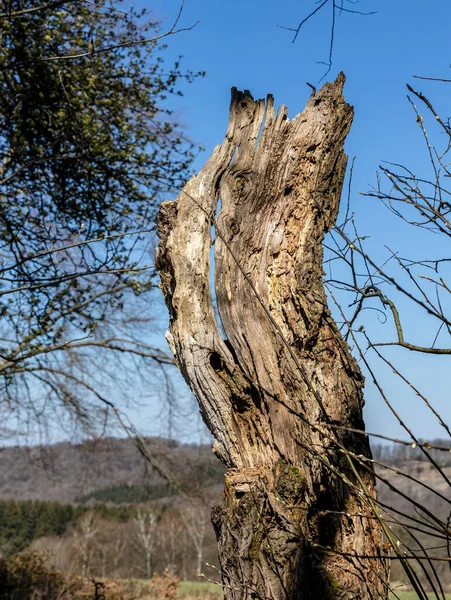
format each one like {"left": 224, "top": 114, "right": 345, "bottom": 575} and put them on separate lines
{"left": 156, "top": 74, "right": 389, "bottom": 599}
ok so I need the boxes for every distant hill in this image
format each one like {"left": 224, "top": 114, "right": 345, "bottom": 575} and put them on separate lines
{"left": 1, "top": 437, "right": 450, "bottom": 514}
{"left": 1, "top": 437, "right": 451, "bottom": 587}
{"left": 0, "top": 437, "right": 224, "bottom": 504}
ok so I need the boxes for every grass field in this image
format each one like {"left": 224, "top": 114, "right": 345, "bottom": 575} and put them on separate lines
{"left": 178, "top": 581, "right": 222, "bottom": 598}
{"left": 177, "top": 582, "right": 451, "bottom": 599}
{"left": 177, "top": 583, "right": 451, "bottom": 599}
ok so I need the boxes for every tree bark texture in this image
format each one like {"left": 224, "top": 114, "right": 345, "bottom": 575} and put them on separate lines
{"left": 156, "top": 74, "right": 389, "bottom": 599}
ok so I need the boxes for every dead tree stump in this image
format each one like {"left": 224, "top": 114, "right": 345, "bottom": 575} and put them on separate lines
{"left": 156, "top": 74, "right": 389, "bottom": 599}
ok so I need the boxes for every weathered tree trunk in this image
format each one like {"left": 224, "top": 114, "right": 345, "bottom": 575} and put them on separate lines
{"left": 156, "top": 74, "right": 389, "bottom": 599}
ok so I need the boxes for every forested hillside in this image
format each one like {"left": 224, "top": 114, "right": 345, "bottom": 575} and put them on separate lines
{"left": 0, "top": 438, "right": 224, "bottom": 581}
{"left": 1, "top": 437, "right": 449, "bottom": 505}
{"left": 1, "top": 437, "right": 450, "bottom": 588}
{"left": 0, "top": 437, "right": 224, "bottom": 503}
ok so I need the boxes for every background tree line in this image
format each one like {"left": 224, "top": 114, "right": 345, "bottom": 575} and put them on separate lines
{"left": 0, "top": 497, "right": 217, "bottom": 582}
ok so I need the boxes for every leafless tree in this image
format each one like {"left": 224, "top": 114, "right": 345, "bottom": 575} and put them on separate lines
{"left": 180, "top": 502, "right": 208, "bottom": 577}
{"left": 73, "top": 511, "right": 98, "bottom": 578}
{"left": 134, "top": 505, "right": 158, "bottom": 579}
{"left": 321, "top": 69, "right": 451, "bottom": 599}
{"left": 158, "top": 511, "right": 184, "bottom": 575}
{"left": 112, "top": 534, "right": 127, "bottom": 579}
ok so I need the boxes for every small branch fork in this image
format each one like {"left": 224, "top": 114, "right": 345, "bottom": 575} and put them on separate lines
{"left": 278, "top": 0, "right": 377, "bottom": 80}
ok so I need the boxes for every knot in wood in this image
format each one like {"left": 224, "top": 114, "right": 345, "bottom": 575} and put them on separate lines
{"left": 223, "top": 168, "right": 255, "bottom": 204}
{"left": 220, "top": 214, "right": 241, "bottom": 241}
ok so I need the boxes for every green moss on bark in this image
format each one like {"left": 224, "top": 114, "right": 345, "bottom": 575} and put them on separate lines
{"left": 276, "top": 462, "right": 306, "bottom": 505}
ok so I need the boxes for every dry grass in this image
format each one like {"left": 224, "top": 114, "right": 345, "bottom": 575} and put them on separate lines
{"left": 178, "top": 581, "right": 222, "bottom": 598}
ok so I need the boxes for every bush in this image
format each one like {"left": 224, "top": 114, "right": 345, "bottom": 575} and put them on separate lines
{"left": 0, "top": 551, "right": 64, "bottom": 600}
{"left": 149, "top": 569, "right": 179, "bottom": 599}
{"left": 0, "top": 551, "right": 184, "bottom": 600}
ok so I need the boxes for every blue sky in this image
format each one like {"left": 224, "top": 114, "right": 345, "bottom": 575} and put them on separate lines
{"left": 129, "top": 0, "right": 451, "bottom": 446}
